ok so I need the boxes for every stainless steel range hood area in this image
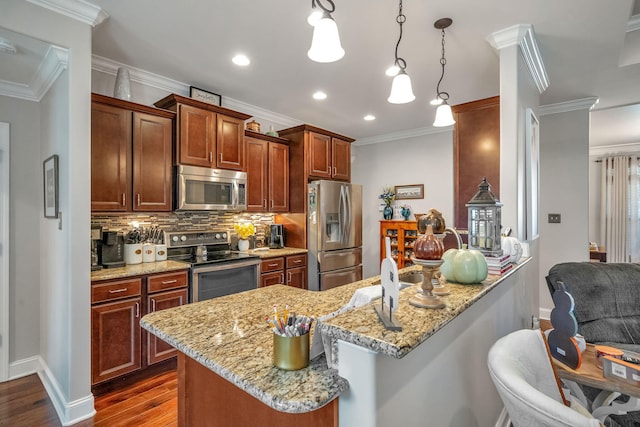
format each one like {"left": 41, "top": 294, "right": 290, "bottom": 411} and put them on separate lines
{"left": 174, "top": 165, "right": 247, "bottom": 211}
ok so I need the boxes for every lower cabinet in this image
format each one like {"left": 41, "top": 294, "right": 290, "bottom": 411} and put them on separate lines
{"left": 260, "top": 254, "right": 307, "bottom": 289}
{"left": 91, "top": 269, "right": 188, "bottom": 386}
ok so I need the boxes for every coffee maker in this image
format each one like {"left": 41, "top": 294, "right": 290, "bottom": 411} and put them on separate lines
{"left": 91, "top": 225, "right": 102, "bottom": 271}
{"left": 100, "top": 230, "right": 125, "bottom": 268}
{"left": 268, "top": 224, "right": 285, "bottom": 249}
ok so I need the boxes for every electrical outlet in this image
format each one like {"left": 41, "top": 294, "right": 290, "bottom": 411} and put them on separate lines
{"left": 548, "top": 213, "right": 561, "bottom": 223}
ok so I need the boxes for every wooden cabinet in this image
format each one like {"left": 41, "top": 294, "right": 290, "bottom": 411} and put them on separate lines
{"left": 91, "top": 93, "right": 174, "bottom": 212}
{"left": 260, "top": 254, "right": 307, "bottom": 289}
{"left": 91, "top": 277, "right": 142, "bottom": 385}
{"left": 278, "top": 124, "right": 355, "bottom": 213}
{"left": 452, "top": 96, "right": 500, "bottom": 229}
{"left": 154, "top": 94, "right": 251, "bottom": 170}
{"left": 91, "top": 269, "right": 188, "bottom": 386}
{"left": 379, "top": 221, "right": 419, "bottom": 269}
{"left": 246, "top": 131, "right": 289, "bottom": 212}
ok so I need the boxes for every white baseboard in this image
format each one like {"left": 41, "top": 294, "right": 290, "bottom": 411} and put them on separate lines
{"left": 495, "top": 407, "right": 511, "bottom": 427}
{"left": 38, "top": 357, "right": 95, "bottom": 426}
{"left": 8, "top": 355, "right": 40, "bottom": 380}
{"left": 9, "top": 355, "right": 95, "bottom": 426}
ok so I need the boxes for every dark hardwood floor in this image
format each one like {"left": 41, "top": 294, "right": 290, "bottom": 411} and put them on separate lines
{"left": 0, "top": 370, "right": 177, "bottom": 426}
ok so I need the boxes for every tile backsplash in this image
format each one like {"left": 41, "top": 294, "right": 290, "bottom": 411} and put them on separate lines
{"left": 91, "top": 211, "right": 275, "bottom": 247}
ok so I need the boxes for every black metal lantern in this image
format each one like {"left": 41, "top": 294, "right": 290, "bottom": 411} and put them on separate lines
{"left": 466, "top": 177, "right": 503, "bottom": 257}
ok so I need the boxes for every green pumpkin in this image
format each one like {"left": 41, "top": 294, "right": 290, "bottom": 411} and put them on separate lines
{"left": 440, "top": 248, "right": 488, "bottom": 284}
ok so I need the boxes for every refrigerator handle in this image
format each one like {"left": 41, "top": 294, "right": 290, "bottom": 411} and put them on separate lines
{"left": 345, "top": 185, "right": 352, "bottom": 243}
{"left": 339, "top": 185, "right": 346, "bottom": 245}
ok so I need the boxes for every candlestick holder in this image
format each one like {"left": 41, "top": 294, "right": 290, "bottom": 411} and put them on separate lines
{"left": 409, "top": 258, "right": 446, "bottom": 309}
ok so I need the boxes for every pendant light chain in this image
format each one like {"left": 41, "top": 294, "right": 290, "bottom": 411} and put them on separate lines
{"left": 312, "top": 0, "right": 336, "bottom": 14}
{"left": 394, "top": 0, "right": 407, "bottom": 71}
{"left": 436, "top": 26, "right": 449, "bottom": 102}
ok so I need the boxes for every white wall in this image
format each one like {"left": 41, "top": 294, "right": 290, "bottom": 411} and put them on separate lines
{"left": 351, "top": 131, "right": 454, "bottom": 278}
{"left": 538, "top": 109, "right": 590, "bottom": 312}
{"left": 1, "top": 0, "right": 94, "bottom": 423}
{"left": 0, "top": 96, "right": 41, "bottom": 364}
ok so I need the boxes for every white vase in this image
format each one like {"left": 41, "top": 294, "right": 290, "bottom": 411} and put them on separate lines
{"left": 238, "top": 239, "right": 250, "bottom": 252}
{"left": 114, "top": 67, "right": 132, "bottom": 100}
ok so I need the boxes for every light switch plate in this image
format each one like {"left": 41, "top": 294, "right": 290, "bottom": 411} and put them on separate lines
{"left": 548, "top": 213, "right": 561, "bottom": 223}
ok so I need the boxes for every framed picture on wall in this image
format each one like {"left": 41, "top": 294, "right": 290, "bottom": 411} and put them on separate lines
{"left": 43, "top": 154, "right": 59, "bottom": 219}
{"left": 394, "top": 184, "right": 424, "bottom": 200}
{"left": 525, "top": 108, "right": 539, "bottom": 240}
{"left": 189, "top": 86, "right": 222, "bottom": 106}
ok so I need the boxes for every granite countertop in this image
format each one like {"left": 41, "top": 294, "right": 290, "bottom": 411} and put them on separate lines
{"left": 91, "top": 260, "right": 190, "bottom": 281}
{"left": 140, "top": 258, "right": 529, "bottom": 414}
{"left": 247, "top": 247, "right": 308, "bottom": 258}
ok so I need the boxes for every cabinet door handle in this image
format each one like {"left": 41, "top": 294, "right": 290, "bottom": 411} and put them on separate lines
{"left": 219, "top": 153, "right": 223, "bottom": 163}
{"left": 263, "top": 199, "right": 267, "bottom": 208}
{"left": 281, "top": 274, "right": 285, "bottom": 284}
{"left": 270, "top": 199, "right": 274, "bottom": 208}
{"left": 108, "top": 288, "right": 128, "bottom": 294}
{"left": 268, "top": 263, "right": 279, "bottom": 267}
{"left": 135, "top": 302, "right": 140, "bottom": 318}
{"left": 333, "top": 167, "right": 337, "bottom": 176}
{"left": 293, "top": 259, "right": 302, "bottom": 264}
{"left": 151, "top": 299, "right": 156, "bottom": 312}
{"left": 287, "top": 271, "right": 292, "bottom": 283}
{"left": 122, "top": 193, "right": 126, "bottom": 207}
{"left": 209, "top": 152, "right": 213, "bottom": 163}
{"left": 137, "top": 194, "right": 141, "bottom": 206}
{"left": 161, "top": 279, "right": 177, "bottom": 284}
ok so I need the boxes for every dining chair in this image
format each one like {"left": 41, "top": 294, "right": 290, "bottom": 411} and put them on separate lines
{"left": 488, "top": 329, "right": 601, "bottom": 427}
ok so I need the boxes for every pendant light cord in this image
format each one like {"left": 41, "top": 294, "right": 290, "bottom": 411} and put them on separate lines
{"left": 393, "top": 0, "right": 407, "bottom": 71}
{"left": 312, "top": 0, "right": 335, "bottom": 14}
{"left": 435, "top": 27, "right": 450, "bottom": 101}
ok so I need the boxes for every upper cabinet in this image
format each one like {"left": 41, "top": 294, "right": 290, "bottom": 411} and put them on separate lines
{"left": 451, "top": 96, "right": 500, "bottom": 230}
{"left": 278, "top": 124, "right": 355, "bottom": 213}
{"left": 245, "top": 131, "right": 289, "bottom": 212}
{"left": 154, "top": 94, "right": 251, "bottom": 171}
{"left": 91, "top": 93, "right": 174, "bottom": 212}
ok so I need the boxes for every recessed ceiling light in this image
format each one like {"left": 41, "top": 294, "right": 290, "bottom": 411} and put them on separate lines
{"left": 364, "top": 115, "right": 376, "bottom": 121}
{"left": 232, "top": 54, "right": 250, "bottom": 66}
{"left": 313, "top": 91, "right": 327, "bottom": 100}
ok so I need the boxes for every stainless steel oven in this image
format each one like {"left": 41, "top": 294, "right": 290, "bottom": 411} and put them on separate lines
{"left": 191, "top": 259, "right": 260, "bottom": 302}
{"left": 165, "top": 229, "right": 260, "bottom": 302}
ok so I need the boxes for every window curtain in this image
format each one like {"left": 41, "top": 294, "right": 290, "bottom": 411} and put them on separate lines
{"left": 600, "top": 155, "right": 640, "bottom": 263}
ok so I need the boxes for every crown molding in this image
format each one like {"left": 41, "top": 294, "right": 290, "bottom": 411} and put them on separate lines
{"left": 628, "top": 14, "right": 640, "bottom": 32}
{"left": 352, "top": 125, "right": 451, "bottom": 146}
{"left": 487, "top": 24, "right": 549, "bottom": 94}
{"left": 91, "top": 55, "right": 302, "bottom": 127}
{"left": 27, "top": 0, "right": 108, "bottom": 27}
{"left": 539, "top": 97, "right": 599, "bottom": 116}
{"left": 589, "top": 142, "right": 640, "bottom": 157}
{"left": 0, "top": 46, "right": 68, "bottom": 102}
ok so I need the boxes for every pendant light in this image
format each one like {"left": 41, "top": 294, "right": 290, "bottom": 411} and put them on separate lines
{"left": 387, "top": 0, "right": 415, "bottom": 104}
{"left": 307, "top": 0, "right": 345, "bottom": 63}
{"left": 432, "top": 18, "right": 455, "bottom": 127}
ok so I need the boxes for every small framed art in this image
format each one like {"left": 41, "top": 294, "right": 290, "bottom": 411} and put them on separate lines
{"left": 394, "top": 184, "right": 424, "bottom": 200}
{"left": 43, "top": 154, "right": 59, "bottom": 218}
{"left": 189, "top": 86, "right": 222, "bottom": 106}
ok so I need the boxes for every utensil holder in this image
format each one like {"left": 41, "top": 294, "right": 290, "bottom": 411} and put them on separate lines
{"left": 143, "top": 243, "right": 155, "bottom": 263}
{"left": 155, "top": 244, "right": 167, "bottom": 261}
{"left": 124, "top": 243, "right": 142, "bottom": 265}
{"left": 273, "top": 332, "right": 309, "bottom": 370}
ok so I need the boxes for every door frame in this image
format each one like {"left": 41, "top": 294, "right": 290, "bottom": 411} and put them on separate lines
{"left": 0, "top": 122, "right": 10, "bottom": 382}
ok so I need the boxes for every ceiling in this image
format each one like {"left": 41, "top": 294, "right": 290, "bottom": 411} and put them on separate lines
{"left": 1, "top": 0, "right": 639, "bottom": 147}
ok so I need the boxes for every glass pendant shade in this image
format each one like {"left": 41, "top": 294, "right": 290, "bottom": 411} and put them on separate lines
{"left": 307, "top": 14, "right": 345, "bottom": 63}
{"left": 433, "top": 102, "right": 455, "bottom": 127}
{"left": 387, "top": 70, "right": 415, "bottom": 104}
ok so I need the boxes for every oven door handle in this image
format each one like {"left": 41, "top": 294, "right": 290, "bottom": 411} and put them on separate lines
{"left": 191, "top": 259, "right": 261, "bottom": 274}
{"left": 232, "top": 180, "right": 239, "bottom": 210}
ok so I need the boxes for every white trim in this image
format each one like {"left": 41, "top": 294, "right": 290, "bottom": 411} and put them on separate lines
{"left": 222, "top": 97, "right": 300, "bottom": 128}
{"left": 352, "top": 125, "right": 451, "bottom": 146}
{"left": 589, "top": 142, "right": 640, "bottom": 157}
{"left": 26, "top": 0, "right": 108, "bottom": 27}
{"left": 494, "top": 407, "right": 511, "bottom": 427}
{"left": 539, "top": 307, "right": 552, "bottom": 321}
{"left": 539, "top": 97, "right": 599, "bottom": 116}
{"left": 0, "top": 123, "right": 9, "bottom": 382}
{"left": 8, "top": 355, "right": 40, "bottom": 380}
{"left": 0, "top": 46, "right": 69, "bottom": 102}
{"left": 487, "top": 24, "right": 549, "bottom": 93}
{"left": 38, "top": 356, "right": 96, "bottom": 426}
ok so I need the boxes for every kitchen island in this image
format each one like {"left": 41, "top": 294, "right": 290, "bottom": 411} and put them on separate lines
{"left": 141, "top": 257, "right": 535, "bottom": 426}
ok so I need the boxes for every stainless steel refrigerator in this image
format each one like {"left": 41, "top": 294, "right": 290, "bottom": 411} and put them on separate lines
{"left": 307, "top": 180, "right": 363, "bottom": 291}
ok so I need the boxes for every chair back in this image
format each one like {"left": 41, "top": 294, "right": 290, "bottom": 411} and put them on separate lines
{"left": 488, "top": 329, "right": 600, "bottom": 427}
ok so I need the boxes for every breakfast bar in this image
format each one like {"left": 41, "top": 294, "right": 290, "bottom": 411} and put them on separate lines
{"left": 141, "top": 257, "right": 535, "bottom": 426}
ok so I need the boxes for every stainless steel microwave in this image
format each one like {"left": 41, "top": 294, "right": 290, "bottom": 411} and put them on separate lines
{"left": 175, "top": 165, "right": 246, "bottom": 211}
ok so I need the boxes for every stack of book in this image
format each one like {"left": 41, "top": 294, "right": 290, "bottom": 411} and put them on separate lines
{"left": 485, "top": 253, "right": 513, "bottom": 275}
